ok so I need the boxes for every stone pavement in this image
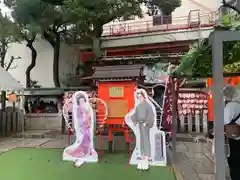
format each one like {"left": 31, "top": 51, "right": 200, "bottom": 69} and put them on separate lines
{"left": 0, "top": 136, "right": 68, "bottom": 154}
{"left": 170, "top": 141, "right": 230, "bottom": 180}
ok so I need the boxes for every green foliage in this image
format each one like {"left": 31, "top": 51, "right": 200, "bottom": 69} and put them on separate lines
{"left": 62, "top": 0, "right": 181, "bottom": 37}
{"left": 0, "top": 11, "right": 19, "bottom": 43}
{"left": 62, "top": 0, "right": 143, "bottom": 37}
{"left": 30, "top": 79, "right": 42, "bottom": 88}
{"left": 0, "top": 10, "right": 20, "bottom": 71}
{"left": 146, "top": 0, "right": 181, "bottom": 15}
{"left": 61, "top": 0, "right": 181, "bottom": 60}
{"left": 172, "top": 13, "right": 240, "bottom": 77}
{"left": 41, "top": 0, "right": 63, "bottom": 5}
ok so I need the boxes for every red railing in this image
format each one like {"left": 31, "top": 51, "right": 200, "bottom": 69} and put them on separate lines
{"left": 102, "top": 11, "right": 219, "bottom": 37}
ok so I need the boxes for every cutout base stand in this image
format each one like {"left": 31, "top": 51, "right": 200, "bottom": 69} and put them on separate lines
{"left": 137, "top": 159, "right": 149, "bottom": 171}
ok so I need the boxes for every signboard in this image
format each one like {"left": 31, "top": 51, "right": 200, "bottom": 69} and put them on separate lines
{"left": 107, "top": 100, "right": 128, "bottom": 118}
{"left": 109, "top": 87, "right": 123, "bottom": 97}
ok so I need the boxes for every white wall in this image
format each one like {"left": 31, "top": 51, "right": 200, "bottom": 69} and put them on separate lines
{"left": 6, "top": 37, "right": 78, "bottom": 88}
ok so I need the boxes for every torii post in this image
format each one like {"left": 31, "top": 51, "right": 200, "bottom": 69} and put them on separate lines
{"left": 210, "top": 30, "right": 240, "bottom": 180}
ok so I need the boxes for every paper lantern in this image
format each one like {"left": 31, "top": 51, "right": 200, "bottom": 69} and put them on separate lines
{"left": 8, "top": 93, "right": 17, "bottom": 102}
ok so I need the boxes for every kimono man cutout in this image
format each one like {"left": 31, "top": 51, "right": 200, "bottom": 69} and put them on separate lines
{"left": 63, "top": 91, "right": 98, "bottom": 167}
{"left": 125, "top": 89, "right": 167, "bottom": 171}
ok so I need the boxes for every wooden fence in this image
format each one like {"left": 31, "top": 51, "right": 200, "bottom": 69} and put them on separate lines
{"left": 0, "top": 111, "right": 24, "bottom": 137}
{"left": 178, "top": 112, "right": 208, "bottom": 133}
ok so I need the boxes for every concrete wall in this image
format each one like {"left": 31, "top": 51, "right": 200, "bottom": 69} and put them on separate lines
{"left": 6, "top": 37, "right": 78, "bottom": 88}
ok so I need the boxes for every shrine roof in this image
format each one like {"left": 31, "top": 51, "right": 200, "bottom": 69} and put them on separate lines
{"left": 92, "top": 64, "right": 144, "bottom": 80}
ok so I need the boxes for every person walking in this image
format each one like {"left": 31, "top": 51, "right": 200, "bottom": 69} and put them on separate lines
{"left": 223, "top": 85, "right": 240, "bottom": 180}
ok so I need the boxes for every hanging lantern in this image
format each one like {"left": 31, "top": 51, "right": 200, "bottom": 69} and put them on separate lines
{"left": 8, "top": 93, "right": 17, "bottom": 102}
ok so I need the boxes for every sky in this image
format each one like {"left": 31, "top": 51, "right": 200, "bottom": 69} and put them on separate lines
{"left": 0, "top": 0, "right": 10, "bottom": 14}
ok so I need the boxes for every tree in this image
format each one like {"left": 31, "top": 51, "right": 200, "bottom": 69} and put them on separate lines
{"left": 0, "top": 10, "right": 21, "bottom": 109}
{"left": 171, "top": 13, "right": 240, "bottom": 77}
{"left": 0, "top": 11, "right": 18, "bottom": 68}
{"left": 62, "top": 0, "right": 181, "bottom": 61}
{"left": 222, "top": 0, "right": 240, "bottom": 14}
{"left": 146, "top": 0, "right": 181, "bottom": 15}
{"left": 42, "top": 5, "right": 67, "bottom": 87}
{"left": 40, "top": 0, "right": 180, "bottom": 86}
{"left": 7, "top": 0, "right": 67, "bottom": 88}
{"left": 5, "top": 0, "right": 48, "bottom": 88}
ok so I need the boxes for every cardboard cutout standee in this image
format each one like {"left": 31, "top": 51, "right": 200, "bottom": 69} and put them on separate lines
{"left": 63, "top": 91, "right": 98, "bottom": 167}
{"left": 125, "top": 89, "right": 167, "bottom": 170}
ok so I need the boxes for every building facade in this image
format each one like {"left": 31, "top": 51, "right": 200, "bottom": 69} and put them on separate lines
{"left": 5, "top": 0, "right": 221, "bottom": 88}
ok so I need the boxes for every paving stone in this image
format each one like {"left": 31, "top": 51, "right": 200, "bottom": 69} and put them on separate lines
{"left": 40, "top": 138, "right": 68, "bottom": 148}
{"left": 175, "top": 152, "right": 201, "bottom": 180}
{"left": 176, "top": 142, "right": 189, "bottom": 152}
{"left": 189, "top": 158, "right": 214, "bottom": 174}
{"left": 16, "top": 138, "right": 51, "bottom": 147}
{"left": 0, "top": 138, "right": 24, "bottom": 152}
{"left": 13, "top": 130, "right": 51, "bottom": 138}
{"left": 185, "top": 152, "right": 206, "bottom": 159}
{"left": 204, "top": 153, "right": 214, "bottom": 162}
{"left": 184, "top": 142, "right": 206, "bottom": 153}
{"left": 198, "top": 174, "right": 215, "bottom": 180}
{"left": 201, "top": 142, "right": 213, "bottom": 152}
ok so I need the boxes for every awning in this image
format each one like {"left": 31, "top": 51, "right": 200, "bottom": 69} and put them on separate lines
{"left": 23, "top": 87, "right": 93, "bottom": 96}
{"left": 92, "top": 64, "right": 144, "bottom": 80}
{"left": 0, "top": 66, "right": 24, "bottom": 91}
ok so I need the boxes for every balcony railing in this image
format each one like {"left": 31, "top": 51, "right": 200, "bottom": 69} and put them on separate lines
{"left": 102, "top": 11, "right": 219, "bottom": 37}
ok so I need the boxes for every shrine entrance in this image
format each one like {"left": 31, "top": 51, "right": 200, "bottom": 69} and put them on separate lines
{"left": 92, "top": 64, "right": 144, "bottom": 152}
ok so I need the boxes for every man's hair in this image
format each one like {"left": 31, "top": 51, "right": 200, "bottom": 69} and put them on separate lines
{"left": 223, "top": 85, "right": 236, "bottom": 100}
{"left": 136, "top": 91, "right": 146, "bottom": 99}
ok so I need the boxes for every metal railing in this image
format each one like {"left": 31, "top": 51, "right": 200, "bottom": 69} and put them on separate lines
{"left": 101, "top": 53, "right": 183, "bottom": 61}
{"left": 102, "top": 11, "right": 219, "bottom": 37}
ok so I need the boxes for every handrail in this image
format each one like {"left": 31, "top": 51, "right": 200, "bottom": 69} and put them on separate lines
{"left": 89, "top": 97, "right": 108, "bottom": 122}
{"left": 102, "top": 11, "right": 219, "bottom": 37}
{"left": 188, "top": 9, "right": 201, "bottom": 26}
{"left": 62, "top": 97, "right": 108, "bottom": 134}
{"left": 102, "top": 53, "right": 183, "bottom": 61}
{"left": 148, "top": 96, "right": 163, "bottom": 110}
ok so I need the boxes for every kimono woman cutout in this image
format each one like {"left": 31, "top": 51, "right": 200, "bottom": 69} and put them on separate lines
{"left": 63, "top": 91, "right": 98, "bottom": 167}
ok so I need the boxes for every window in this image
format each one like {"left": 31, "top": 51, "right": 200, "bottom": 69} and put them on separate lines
{"left": 153, "top": 14, "right": 172, "bottom": 26}
{"left": 26, "top": 96, "right": 59, "bottom": 113}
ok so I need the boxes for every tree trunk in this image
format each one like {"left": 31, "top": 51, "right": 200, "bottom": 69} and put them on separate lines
{"left": 43, "top": 31, "right": 61, "bottom": 87}
{"left": 1, "top": 37, "right": 7, "bottom": 110}
{"left": 92, "top": 37, "right": 101, "bottom": 61}
{"left": 53, "top": 33, "right": 61, "bottom": 87}
{"left": 91, "top": 25, "right": 103, "bottom": 61}
{"left": 0, "top": 37, "right": 6, "bottom": 67}
{"left": 25, "top": 39, "right": 37, "bottom": 88}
